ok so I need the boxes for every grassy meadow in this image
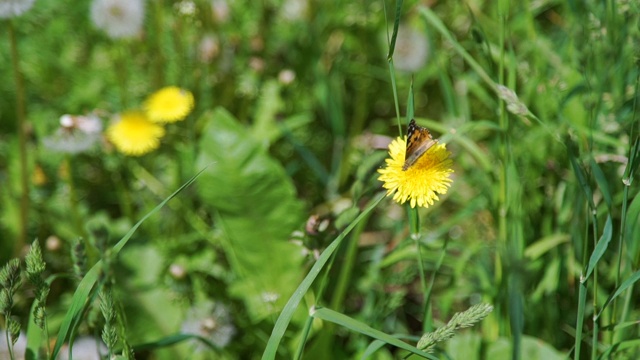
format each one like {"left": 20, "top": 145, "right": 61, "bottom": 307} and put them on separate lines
{"left": 1, "top": 0, "right": 640, "bottom": 359}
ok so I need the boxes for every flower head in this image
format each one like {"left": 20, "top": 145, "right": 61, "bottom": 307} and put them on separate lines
{"left": 106, "top": 111, "right": 165, "bottom": 156}
{"left": 144, "top": 86, "right": 195, "bottom": 123}
{"left": 181, "top": 301, "right": 235, "bottom": 351}
{"left": 90, "top": 0, "right": 145, "bottom": 39}
{"left": 378, "top": 136, "right": 453, "bottom": 208}
{"left": 392, "top": 25, "right": 430, "bottom": 72}
{"left": 0, "top": 0, "right": 35, "bottom": 18}
{"left": 43, "top": 114, "right": 103, "bottom": 154}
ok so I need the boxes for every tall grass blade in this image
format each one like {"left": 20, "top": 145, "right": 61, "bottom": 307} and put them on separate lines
{"left": 49, "top": 169, "right": 206, "bottom": 359}
{"left": 585, "top": 215, "right": 613, "bottom": 280}
{"left": 261, "top": 193, "right": 385, "bottom": 360}
{"left": 310, "top": 307, "right": 436, "bottom": 359}
{"left": 598, "top": 269, "right": 640, "bottom": 318}
{"left": 590, "top": 158, "right": 612, "bottom": 211}
{"left": 386, "top": 0, "right": 404, "bottom": 60}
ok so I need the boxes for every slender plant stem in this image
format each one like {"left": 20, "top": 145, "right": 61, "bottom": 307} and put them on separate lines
{"left": 408, "top": 208, "right": 429, "bottom": 332}
{"left": 5, "top": 327, "right": 15, "bottom": 360}
{"left": 293, "top": 315, "right": 315, "bottom": 360}
{"left": 613, "top": 69, "right": 639, "bottom": 343}
{"left": 8, "top": 20, "right": 29, "bottom": 256}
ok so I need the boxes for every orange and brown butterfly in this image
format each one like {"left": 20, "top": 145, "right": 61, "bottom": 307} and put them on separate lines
{"left": 402, "top": 119, "right": 438, "bottom": 171}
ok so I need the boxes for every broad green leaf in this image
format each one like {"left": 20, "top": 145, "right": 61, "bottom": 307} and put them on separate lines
{"left": 196, "top": 108, "right": 305, "bottom": 320}
{"left": 252, "top": 80, "right": 283, "bottom": 146}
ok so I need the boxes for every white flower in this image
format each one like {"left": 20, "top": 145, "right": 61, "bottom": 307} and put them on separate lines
{"left": 90, "top": 0, "right": 145, "bottom": 39}
{"left": 181, "top": 301, "right": 235, "bottom": 350}
{"left": 392, "top": 25, "right": 430, "bottom": 72}
{"left": 0, "top": 0, "right": 35, "bottom": 19}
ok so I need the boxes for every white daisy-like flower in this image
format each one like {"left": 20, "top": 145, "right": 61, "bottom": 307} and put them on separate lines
{"left": 181, "top": 301, "right": 236, "bottom": 351}
{"left": 90, "top": 0, "right": 145, "bottom": 39}
{"left": 392, "top": 25, "right": 430, "bottom": 72}
{"left": 0, "top": 0, "right": 35, "bottom": 19}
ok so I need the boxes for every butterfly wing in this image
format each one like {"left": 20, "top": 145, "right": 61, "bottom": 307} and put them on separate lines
{"left": 403, "top": 119, "right": 437, "bottom": 171}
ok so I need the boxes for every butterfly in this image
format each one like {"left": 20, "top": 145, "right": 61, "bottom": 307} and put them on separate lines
{"left": 402, "top": 119, "right": 437, "bottom": 171}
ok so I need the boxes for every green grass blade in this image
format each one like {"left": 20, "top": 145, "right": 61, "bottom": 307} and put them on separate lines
{"left": 574, "top": 280, "right": 587, "bottom": 360}
{"left": 361, "top": 340, "right": 386, "bottom": 359}
{"left": 261, "top": 193, "right": 385, "bottom": 360}
{"left": 132, "top": 333, "right": 220, "bottom": 352}
{"left": 568, "top": 144, "right": 595, "bottom": 210}
{"left": 49, "top": 169, "right": 206, "bottom": 360}
{"left": 406, "top": 79, "right": 414, "bottom": 122}
{"left": 25, "top": 297, "right": 43, "bottom": 360}
{"left": 598, "top": 269, "right": 640, "bottom": 318}
{"left": 311, "top": 307, "right": 437, "bottom": 359}
{"left": 386, "top": 0, "right": 404, "bottom": 60}
{"left": 585, "top": 215, "right": 613, "bottom": 280}
{"left": 590, "top": 158, "right": 613, "bottom": 211}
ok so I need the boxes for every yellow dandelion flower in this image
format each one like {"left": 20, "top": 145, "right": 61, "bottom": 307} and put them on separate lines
{"left": 106, "top": 111, "right": 165, "bottom": 156}
{"left": 377, "top": 136, "right": 453, "bottom": 208}
{"left": 144, "top": 86, "right": 195, "bottom": 123}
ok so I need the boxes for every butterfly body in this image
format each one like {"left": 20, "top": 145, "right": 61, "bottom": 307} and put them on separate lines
{"left": 402, "top": 119, "right": 437, "bottom": 171}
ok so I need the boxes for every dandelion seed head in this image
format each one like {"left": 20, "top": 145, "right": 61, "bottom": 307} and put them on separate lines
{"left": 0, "top": 0, "right": 35, "bottom": 19}
{"left": 393, "top": 25, "right": 430, "bottom": 72}
{"left": 90, "top": 0, "right": 145, "bottom": 39}
{"left": 181, "top": 301, "right": 235, "bottom": 350}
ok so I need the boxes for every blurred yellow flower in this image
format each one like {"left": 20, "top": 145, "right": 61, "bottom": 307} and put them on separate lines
{"left": 144, "top": 86, "right": 194, "bottom": 123}
{"left": 378, "top": 136, "right": 453, "bottom": 208}
{"left": 106, "top": 111, "right": 165, "bottom": 156}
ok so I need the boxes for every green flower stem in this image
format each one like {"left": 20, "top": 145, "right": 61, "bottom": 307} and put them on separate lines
{"left": 113, "top": 44, "right": 129, "bottom": 108}
{"left": 408, "top": 207, "right": 430, "bottom": 332}
{"left": 293, "top": 315, "right": 314, "bottom": 360}
{"left": 8, "top": 20, "right": 29, "bottom": 256}
{"left": 65, "top": 156, "right": 88, "bottom": 240}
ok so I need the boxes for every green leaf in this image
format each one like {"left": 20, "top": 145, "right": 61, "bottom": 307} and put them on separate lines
{"left": 196, "top": 108, "right": 306, "bottom": 320}
{"left": 487, "top": 335, "right": 564, "bottom": 360}
{"left": 524, "top": 233, "right": 570, "bottom": 260}
{"left": 386, "top": 0, "right": 404, "bottom": 60}
{"left": 311, "top": 307, "right": 436, "bottom": 359}
{"left": 568, "top": 143, "right": 595, "bottom": 210}
{"left": 261, "top": 193, "right": 384, "bottom": 360}
{"left": 252, "top": 80, "right": 283, "bottom": 146}
{"left": 49, "top": 170, "right": 204, "bottom": 360}
{"left": 598, "top": 269, "right": 640, "bottom": 318}
{"left": 590, "top": 157, "right": 612, "bottom": 211}
{"left": 584, "top": 215, "right": 613, "bottom": 281}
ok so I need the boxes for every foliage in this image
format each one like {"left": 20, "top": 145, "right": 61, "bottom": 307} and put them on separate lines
{"left": 0, "top": 0, "right": 640, "bottom": 359}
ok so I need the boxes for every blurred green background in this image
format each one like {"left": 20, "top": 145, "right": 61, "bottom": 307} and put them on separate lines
{"left": 1, "top": 0, "right": 640, "bottom": 359}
